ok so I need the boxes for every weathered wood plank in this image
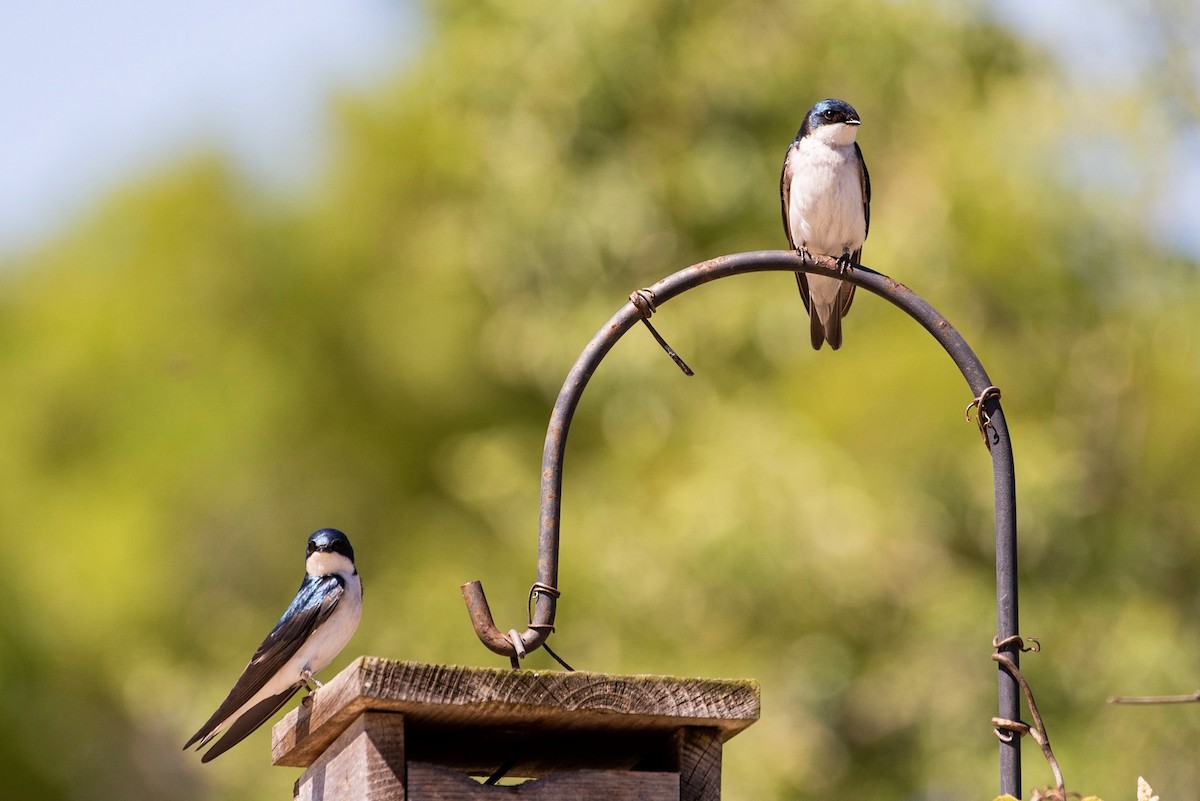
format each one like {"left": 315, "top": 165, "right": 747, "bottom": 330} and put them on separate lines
{"left": 294, "top": 712, "right": 406, "bottom": 801}
{"left": 406, "top": 762, "right": 679, "bottom": 801}
{"left": 273, "top": 658, "right": 760, "bottom": 769}
{"left": 676, "top": 728, "right": 722, "bottom": 801}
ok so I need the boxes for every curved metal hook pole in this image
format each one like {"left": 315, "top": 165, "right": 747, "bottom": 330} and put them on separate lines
{"left": 461, "top": 250, "right": 1021, "bottom": 796}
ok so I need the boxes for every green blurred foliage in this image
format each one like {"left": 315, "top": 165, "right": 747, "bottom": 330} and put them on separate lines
{"left": 1, "top": 0, "right": 1198, "bottom": 798}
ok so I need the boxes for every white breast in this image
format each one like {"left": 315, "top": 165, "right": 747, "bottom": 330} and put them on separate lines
{"left": 786, "top": 133, "right": 866, "bottom": 259}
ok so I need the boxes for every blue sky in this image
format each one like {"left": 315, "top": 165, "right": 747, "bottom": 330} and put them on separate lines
{"left": 1, "top": 1, "right": 1196, "bottom": 257}
{"left": 989, "top": 0, "right": 1200, "bottom": 256}
{"left": 0, "top": 1, "right": 418, "bottom": 253}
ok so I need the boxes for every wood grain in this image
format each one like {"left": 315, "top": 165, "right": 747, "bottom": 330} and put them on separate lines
{"left": 676, "top": 728, "right": 722, "bottom": 801}
{"left": 294, "top": 712, "right": 406, "bottom": 801}
{"left": 273, "top": 658, "right": 760, "bottom": 769}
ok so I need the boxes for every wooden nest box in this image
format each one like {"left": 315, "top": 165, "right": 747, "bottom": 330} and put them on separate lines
{"left": 272, "top": 657, "right": 760, "bottom": 800}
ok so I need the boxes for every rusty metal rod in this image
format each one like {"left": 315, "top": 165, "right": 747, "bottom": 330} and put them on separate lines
{"left": 461, "top": 249, "right": 1020, "bottom": 795}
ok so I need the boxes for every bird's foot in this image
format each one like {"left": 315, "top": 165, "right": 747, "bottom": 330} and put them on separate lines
{"left": 300, "top": 669, "right": 324, "bottom": 693}
{"left": 797, "top": 246, "right": 813, "bottom": 264}
{"left": 835, "top": 252, "right": 855, "bottom": 274}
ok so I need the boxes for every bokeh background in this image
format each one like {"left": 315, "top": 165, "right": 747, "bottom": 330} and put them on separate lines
{"left": 2, "top": 1, "right": 1199, "bottom": 799}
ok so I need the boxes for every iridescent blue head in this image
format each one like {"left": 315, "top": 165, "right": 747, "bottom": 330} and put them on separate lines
{"left": 307, "top": 528, "right": 355, "bottom": 564}
{"left": 798, "top": 98, "right": 862, "bottom": 139}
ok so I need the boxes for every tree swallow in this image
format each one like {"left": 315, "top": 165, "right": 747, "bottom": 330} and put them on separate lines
{"left": 183, "top": 528, "right": 362, "bottom": 762}
{"left": 780, "top": 98, "right": 872, "bottom": 350}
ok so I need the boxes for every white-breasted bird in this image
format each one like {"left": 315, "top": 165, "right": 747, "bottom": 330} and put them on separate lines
{"left": 183, "top": 528, "right": 362, "bottom": 762}
{"left": 780, "top": 98, "right": 872, "bottom": 350}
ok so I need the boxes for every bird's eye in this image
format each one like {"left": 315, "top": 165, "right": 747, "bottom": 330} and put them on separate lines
{"left": 823, "top": 110, "right": 835, "bottom": 120}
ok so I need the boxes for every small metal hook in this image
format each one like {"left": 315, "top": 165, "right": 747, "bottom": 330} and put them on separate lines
{"left": 966, "top": 385, "right": 1002, "bottom": 451}
{"left": 992, "top": 717, "right": 1027, "bottom": 742}
{"left": 994, "top": 633, "right": 1040, "bottom": 653}
{"left": 528, "top": 582, "right": 561, "bottom": 631}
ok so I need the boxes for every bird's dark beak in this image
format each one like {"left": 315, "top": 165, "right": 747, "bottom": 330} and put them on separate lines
{"left": 847, "top": 118, "right": 862, "bottom": 125}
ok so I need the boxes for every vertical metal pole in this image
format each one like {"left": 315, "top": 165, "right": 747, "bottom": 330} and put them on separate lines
{"left": 989, "top": 406, "right": 1021, "bottom": 796}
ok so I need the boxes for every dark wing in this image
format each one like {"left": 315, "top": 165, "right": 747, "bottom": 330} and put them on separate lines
{"left": 855, "top": 141, "right": 871, "bottom": 244}
{"left": 780, "top": 142, "right": 797, "bottom": 251}
{"left": 794, "top": 272, "right": 813, "bottom": 314}
{"left": 781, "top": 142, "right": 813, "bottom": 313}
{"left": 200, "top": 685, "right": 301, "bottom": 762}
{"left": 183, "top": 573, "right": 345, "bottom": 750}
{"left": 837, "top": 142, "right": 871, "bottom": 323}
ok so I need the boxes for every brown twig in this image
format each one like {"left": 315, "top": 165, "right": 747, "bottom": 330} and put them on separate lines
{"left": 1108, "top": 690, "right": 1200, "bottom": 704}
{"left": 992, "top": 651, "right": 1065, "bottom": 798}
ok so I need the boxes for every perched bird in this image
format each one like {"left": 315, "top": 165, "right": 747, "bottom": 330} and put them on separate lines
{"left": 780, "top": 98, "right": 872, "bottom": 350}
{"left": 183, "top": 528, "right": 362, "bottom": 762}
